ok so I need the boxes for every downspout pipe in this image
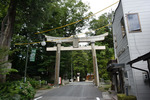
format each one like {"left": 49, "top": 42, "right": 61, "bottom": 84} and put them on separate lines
{"left": 129, "top": 64, "right": 150, "bottom": 86}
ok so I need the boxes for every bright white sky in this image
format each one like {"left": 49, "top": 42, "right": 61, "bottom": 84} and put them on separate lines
{"left": 81, "top": 0, "right": 119, "bottom": 18}
{"left": 78, "top": 0, "right": 119, "bottom": 37}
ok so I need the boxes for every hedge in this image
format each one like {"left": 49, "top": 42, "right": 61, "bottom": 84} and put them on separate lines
{"left": 117, "top": 94, "right": 137, "bottom": 100}
{"left": 0, "top": 81, "right": 36, "bottom": 100}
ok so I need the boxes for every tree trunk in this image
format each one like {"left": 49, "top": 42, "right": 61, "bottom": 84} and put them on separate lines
{"left": 0, "top": 0, "right": 17, "bottom": 83}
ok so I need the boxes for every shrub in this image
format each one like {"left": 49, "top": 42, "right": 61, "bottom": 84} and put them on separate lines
{"left": 26, "top": 78, "right": 41, "bottom": 89}
{"left": 99, "top": 84, "right": 111, "bottom": 92}
{"left": 26, "top": 78, "right": 48, "bottom": 89}
{"left": 0, "top": 81, "right": 36, "bottom": 100}
{"left": 117, "top": 94, "right": 137, "bottom": 100}
{"left": 39, "top": 85, "right": 51, "bottom": 90}
{"left": 41, "top": 80, "right": 46, "bottom": 85}
{"left": 104, "top": 87, "right": 110, "bottom": 91}
{"left": 104, "top": 80, "right": 111, "bottom": 84}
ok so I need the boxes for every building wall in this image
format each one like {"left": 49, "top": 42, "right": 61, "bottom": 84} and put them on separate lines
{"left": 113, "top": 0, "right": 150, "bottom": 100}
{"left": 121, "top": 0, "right": 150, "bottom": 100}
{"left": 122, "top": 0, "right": 150, "bottom": 58}
{"left": 112, "top": 1, "right": 136, "bottom": 96}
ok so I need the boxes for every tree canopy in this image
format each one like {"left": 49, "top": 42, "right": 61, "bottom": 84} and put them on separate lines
{"left": 0, "top": 0, "right": 114, "bottom": 83}
{"left": 0, "top": 0, "right": 92, "bottom": 82}
{"left": 89, "top": 13, "right": 114, "bottom": 80}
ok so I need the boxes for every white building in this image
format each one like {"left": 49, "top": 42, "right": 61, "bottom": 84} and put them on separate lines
{"left": 112, "top": 0, "right": 150, "bottom": 99}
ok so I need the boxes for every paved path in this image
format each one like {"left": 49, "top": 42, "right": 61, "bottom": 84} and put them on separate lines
{"left": 34, "top": 82, "right": 104, "bottom": 100}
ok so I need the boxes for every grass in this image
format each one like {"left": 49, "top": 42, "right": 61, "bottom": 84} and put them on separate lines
{"left": 117, "top": 94, "right": 137, "bottom": 100}
{"left": 99, "top": 84, "right": 111, "bottom": 92}
{"left": 37, "top": 85, "right": 52, "bottom": 90}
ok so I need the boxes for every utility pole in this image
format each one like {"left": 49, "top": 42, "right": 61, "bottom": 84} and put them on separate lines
{"left": 71, "top": 54, "right": 73, "bottom": 82}
{"left": 24, "top": 45, "right": 29, "bottom": 83}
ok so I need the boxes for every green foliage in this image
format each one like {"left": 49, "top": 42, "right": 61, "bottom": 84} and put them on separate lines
{"left": 14, "top": 0, "right": 53, "bottom": 32}
{"left": 0, "top": 0, "right": 9, "bottom": 28}
{"left": 72, "top": 51, "right": 91, "bottom": 78}
{"left": 117, "top": 94, "right": 137, "bottom": 100}
{"left": 43, "top": 0, "right": 90, "bottom": 36}
{"left": 39, "top": 84, "right": 51, "bottom": 90}
{"left": 26, "top": 78, "right": 41, "bottom": 89}
{"left": 41, "top": 80, "right": 46, "bottom": 85}
{"left": 6, "top": 0, "right": 90, "bottom": 81}
{"left": 99, "top": 84, "right": 111, "bottom": 92}
{"left": 104, "top": 80, "right": 111, "bottom": 84}
{"left": 89, "top": 13, "right": 114, "bottom": 80}
{"left": 0, "top": 81, "right": 36, "bottom": 100}
{"left": 0, "top": 47, "right": 18, "bottom": 75}
{"left": 26, "top": 78, "right": 48, "bottom": 89}
{"left": 0, "top": 47, "right": 9, "bottom": 60}
{"left": 43, "top": 85, "right": 51, "bottom": 89}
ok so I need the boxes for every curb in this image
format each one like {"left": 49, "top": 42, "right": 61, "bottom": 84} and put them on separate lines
{"left": 108, "top": 90, "right": 118, "bottom": 100}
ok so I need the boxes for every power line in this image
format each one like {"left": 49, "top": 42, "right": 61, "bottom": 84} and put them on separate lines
{"left": 34, "top": 1, "right": 119, "bottom": 34}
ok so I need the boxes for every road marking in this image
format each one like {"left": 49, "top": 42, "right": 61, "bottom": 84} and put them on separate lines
{"left": 96, "top": 97, "right": 100, "bottom": 100}
{"left": 34, "top": 96, "right": 43, "bottom": 100}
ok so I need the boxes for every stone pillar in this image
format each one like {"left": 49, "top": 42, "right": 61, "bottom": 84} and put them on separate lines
{"left": 91, "top": 41, "right": 100, "bottom": 87}
{"left": 54, "top": 41, "right": 61, "bottom": 86}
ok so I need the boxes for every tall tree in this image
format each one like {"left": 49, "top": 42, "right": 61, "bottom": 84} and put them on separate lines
{"left": 38, "top": 0, "right": 91, "bottom": 80}
{"left": 42, "top": 0, "right": 90, "bottom": 36}
{"left": 72, "top": 51, "right": 89, "bottom": 79}
{"left": 0, "top": 0, "right": 16, "bottom": 47}
{"left": 89, "top": 13, "right": 114, "bottom": 80}
{"left": 5, "top": 0, "right": 90, "bottom": 82}
{"left": 0, "top": 0, "right": 17, "bottom": 83}
{"left": 0, "top": 0, "right": 54, "bottom": 82}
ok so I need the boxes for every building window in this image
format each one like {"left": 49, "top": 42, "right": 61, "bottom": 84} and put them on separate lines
{"left": 126, "top": 13, "right": 141, "bottom": 33}
{"left": 121, "top": 17, "right": 126, "bottom": 37}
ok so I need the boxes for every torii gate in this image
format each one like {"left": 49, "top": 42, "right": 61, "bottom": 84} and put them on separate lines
{"left": 45, "top": 33, "right": 108, "bottom": 87}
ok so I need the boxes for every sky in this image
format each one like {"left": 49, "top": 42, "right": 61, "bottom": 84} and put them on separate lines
{"left": 78, "top": 0, "right": 119, "bottom": 37}
{"left": 81, "top": 0, "right": 119, "bottom": 19}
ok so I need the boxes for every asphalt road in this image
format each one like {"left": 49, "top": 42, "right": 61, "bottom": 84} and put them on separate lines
{"left": 34, "top": 82, "right": 104, "bottom": 100}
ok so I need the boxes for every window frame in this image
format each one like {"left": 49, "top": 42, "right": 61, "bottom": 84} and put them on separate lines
{"left": 126, "top": 13, "right": 142, "bottom": 33}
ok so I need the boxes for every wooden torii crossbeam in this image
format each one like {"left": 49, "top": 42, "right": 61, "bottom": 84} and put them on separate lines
{"left": 45, "top": 33, "right": 108, "bottom": 87}
{"left": 47, "top": 46, "right": 105, "bottom": 51}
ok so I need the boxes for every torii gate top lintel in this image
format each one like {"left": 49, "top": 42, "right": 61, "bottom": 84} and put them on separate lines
{"left": 45, "top": 32, "right": 108, "bottom": 43}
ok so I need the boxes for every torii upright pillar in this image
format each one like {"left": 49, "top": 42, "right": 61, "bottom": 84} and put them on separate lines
{"left": 91, "top": 41, "right": 100, "bottom": 87}
{"left": 54, "top": 41, "right": 61, "bottom": 86}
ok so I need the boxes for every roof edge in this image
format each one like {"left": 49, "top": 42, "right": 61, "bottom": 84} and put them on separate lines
{"left": 112, "top": 0, "right": 122, "bottom": 24}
